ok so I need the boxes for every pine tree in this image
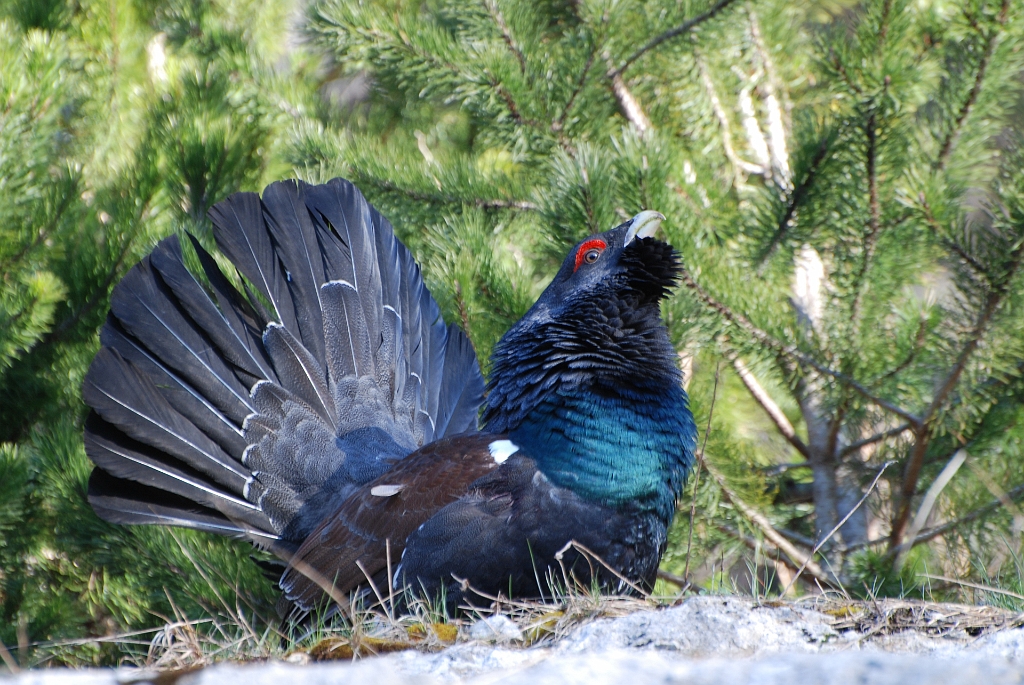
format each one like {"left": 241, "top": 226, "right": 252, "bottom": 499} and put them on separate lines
{"left": 4, "top": 0, "right": 1024, "bottom": 668}
{"left": 298, "top": 0, "right": 1024, "bottom": 594}
{"left": 0, "top": 0, "right": 320, "bottom": 665}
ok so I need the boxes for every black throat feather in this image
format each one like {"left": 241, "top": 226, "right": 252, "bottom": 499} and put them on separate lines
{"left": 482, "top": 238, "right": 682, "bottom": 434}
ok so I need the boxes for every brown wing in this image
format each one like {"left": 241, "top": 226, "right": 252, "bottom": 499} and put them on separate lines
{"left": 279, "top": 432, "right": 503, "bottom": 609}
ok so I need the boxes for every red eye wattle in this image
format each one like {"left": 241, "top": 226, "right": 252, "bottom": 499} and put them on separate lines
{"left": 573, "top": 239, "right": 607, "bottom": 272}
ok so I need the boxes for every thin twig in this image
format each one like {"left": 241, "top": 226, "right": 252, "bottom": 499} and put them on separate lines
{"left": 568, "top": 541, "right": 649, "bottom": 597}
{"left": 612, "top": 0, "right": 742, "bottom": 77}
{"left": 731, "top": 354, "right": 809, "bottom": 458}
{"left": 781, "top": 462, "right": 890, "bottom": 595}
{"left": 839, "top": 422, "right": 911, "bottom": 457}
{"left": 656, "top": 568, "right": 690, "bottom": 590}
{"left": 679, "top": 263, "right": 923, "bottom": 427}
{"left": 704, "top": 460, "right": 834, "bottom": 586}
{"left": 684, "top": 363, "right": 720, "bottom": 582}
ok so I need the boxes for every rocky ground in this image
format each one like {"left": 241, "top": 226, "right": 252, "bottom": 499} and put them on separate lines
{"left": 8, "top": 595, "right": 1024, "bottom": 684}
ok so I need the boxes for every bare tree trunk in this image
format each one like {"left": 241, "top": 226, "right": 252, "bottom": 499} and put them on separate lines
{"left": 798, "top": 384, "right": 839, "bottom": 543}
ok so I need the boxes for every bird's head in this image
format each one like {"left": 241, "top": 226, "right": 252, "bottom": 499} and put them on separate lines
{"left": 525, "top": 211, "right": 679, "bottom": 320}
{"left": 483, "top": 211, "right": 683, "bottom": 432}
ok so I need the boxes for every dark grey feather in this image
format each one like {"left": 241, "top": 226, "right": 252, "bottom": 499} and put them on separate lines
{"left": 261, "top": 180, "right": 328, "bottom": 369}
{"left": 100, "top": 316, "right": 247, "bottom": 458}
{"left": 210, "top": 191, "right": 298, "bottom": 334}
{"left": 109, "top": 256, "right": 254, "bottom": 424}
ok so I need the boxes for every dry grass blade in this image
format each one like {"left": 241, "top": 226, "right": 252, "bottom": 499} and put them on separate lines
{"left": 920, "top": 575, "right": 1024, "bottom": 603}
{"left": 780, "top": 462, "right": 891, "bottom": 596}
{"left": 813, "top": 596, "right": 1021, "bottom": 638}
{"left": 684, "top": 362, "right": 720, "bottom": 583}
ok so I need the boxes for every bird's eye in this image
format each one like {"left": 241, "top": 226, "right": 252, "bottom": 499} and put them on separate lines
{"left": 573, "top": 238, "right": 608, "bottom": 272}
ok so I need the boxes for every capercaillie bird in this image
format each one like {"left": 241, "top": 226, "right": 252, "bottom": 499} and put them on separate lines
{"left": 83, "top": 177, "right": 697, "bottom": 613}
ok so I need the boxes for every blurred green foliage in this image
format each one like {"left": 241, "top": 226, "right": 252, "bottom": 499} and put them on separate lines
{"left": 3, "top": 0, "right": 1024, "bottom": 669}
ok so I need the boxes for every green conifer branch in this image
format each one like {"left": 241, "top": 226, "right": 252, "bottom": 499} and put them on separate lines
{"left": 936, "top": 0, "right": 1011, "bottom": 171}
{"left": 610, "top": 0, "right": 742, "bottom": 77}
{"left": 890, "top": 238, "right": 1024, "bottom": 549}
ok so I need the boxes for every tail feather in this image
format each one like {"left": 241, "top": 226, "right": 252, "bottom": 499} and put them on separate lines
{"left": 109, "top": 256, "right": 254, "bottom": 423}
{"left": 321, "top": 280, "right": 374, "bottom": 381}
{"left": 85, "top": 412, "right": 269, "bottom": 531}
{"left": 87, "top": 469, "right": 273, "bottom": 540}
{"left": 187, "top": 235, "right": 277, "bottom": 383}
{"left": 150, "top": 237, "right": 267, "bottom": 386}
{"left": 436, "top": 325, "right": 486, "bottom": 436}
{"left": 209, "top": 191, "right": 299, "bottom": 335}
{"left": 263, "top": 323, "right": 337, "bottom": 429}
{"left": 261, "top": 181, "right": 328, "bottom": 370}
{"left": 85, "top": 177, "right": 485, "bottom": 554}
{"left": 100, "top": 318, "right": 247, "bottom": 458}
{"left": 84, "top": 349, "right": 249, "bottom": 489}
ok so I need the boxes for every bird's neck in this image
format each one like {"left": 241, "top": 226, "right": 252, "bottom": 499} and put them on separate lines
{"left": 508, "top": 382, "right": 694, "bottom": 522}
{"left": 483, "top": 301, "right": 696, "bottom": 522}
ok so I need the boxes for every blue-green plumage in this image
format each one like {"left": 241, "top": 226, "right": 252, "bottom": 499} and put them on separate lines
{"left": 509, "top": 386, "right": 696, "bottom": 523}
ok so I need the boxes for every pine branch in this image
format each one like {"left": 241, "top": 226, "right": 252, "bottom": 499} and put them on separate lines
{"left": 747, "top": 5, "right": 792, "bottom": 145}
{"left": 870, "top": 316, "right": 929, "bottom": 386}
{"left": 484, "top": 0, "right": 527, "bottom": 74}
{"left": 920, "top": 196, "right": 990, "bottom": 282}
{"left": 849, "top": 109, "right": 882, "bottom": 330}
{"left": 757, "top": 136, "right": 830, "bottom": 267}
{"left": 363, "top": 177, "right": 539, "bottom": 211}
{"left": 730, "top": 353, "right": 810, "bottom": 458}
{"left": 889, "top": 238, "right": 1024, "bottom": 549}
{"left": 611, "top": 0, "right": 742, "bottom": 77}
{"left": 715, "top": 522, "right": 817, "bottom": 589}
{"left": 704, "top": 459, "right": 835, "bottom": 586}
{"left": 484, "top": 69, "right": 541, "bottom": 128}
{"left": 828, "top": 49, "right": 863, "bottom": 96}
{"left": 696, "top": 53, "right": 763, "bottom": 184}
{"left": 603, "top": 52, "right": 651, "bottom": 133}
{"left": 679, "top": 263, "right": 923, "bottom": 426}
{"left": 935, "top": 0, "right": 1011, "bottom": 171}
{"left": 847, "top": 477, "right": 1024, "bottom": 556}
{"left": 839, "top": 423, "right": 912, "bottom": 457}
{"left": 0, "top": 180, "right": 78, "bottom": 273}
{"left": 552, "top": 47, "right": 596, "bottom": 133}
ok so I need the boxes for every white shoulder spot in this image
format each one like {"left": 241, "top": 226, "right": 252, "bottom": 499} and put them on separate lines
{"left": 370, "top": 484, "right": 404, "bottom": 497}
{"left": 488, "top": 439, "right": 520, "bottom": 464}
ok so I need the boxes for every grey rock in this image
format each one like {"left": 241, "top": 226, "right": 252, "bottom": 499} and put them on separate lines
{"left": 469, "top": 616, "right": 524, "bottom": 643}
{"left": 8, "top": 596, "right": 1024, "bottom": 684}
{"left": 557, "top": 595, "right": 838, "bottom": 656}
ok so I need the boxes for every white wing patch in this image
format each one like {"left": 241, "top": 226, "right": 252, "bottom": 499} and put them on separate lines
{"left": 370, "top": 484, "right": 404, "bottom": 497}
{"left": 488, "top": 439, "right": 520, "bottom": 464}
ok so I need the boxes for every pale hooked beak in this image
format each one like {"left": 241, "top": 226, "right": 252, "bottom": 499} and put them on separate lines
{"left": 623, "top": 210, "right": 666, "bottom": 246}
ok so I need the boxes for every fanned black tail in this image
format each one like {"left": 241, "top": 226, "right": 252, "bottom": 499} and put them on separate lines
{"left": 84, "top": 178, "right": 484, "bottom": 550}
